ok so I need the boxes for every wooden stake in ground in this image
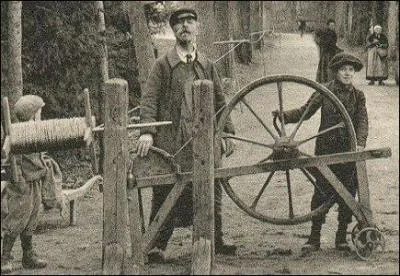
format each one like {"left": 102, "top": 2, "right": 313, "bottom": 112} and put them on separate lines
{"left": 191, "top": 80, "right": 215, "bottom": 275}
{"left": 102, "top": 79, "right": 129, "bottom": 275}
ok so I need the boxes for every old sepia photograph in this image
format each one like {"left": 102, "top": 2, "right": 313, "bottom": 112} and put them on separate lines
{"left": 1, "top": 1, "right": 399, "bottom": 275}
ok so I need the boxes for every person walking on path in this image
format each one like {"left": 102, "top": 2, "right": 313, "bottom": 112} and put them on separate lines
{"left": 315, "top": 19, "right": 343, "bottom": 83}
{"left": 366, "top": 25, "right": 389, "bottom": 85}
{"left": 137, "top": 7, "right": 237, "bottom": 263}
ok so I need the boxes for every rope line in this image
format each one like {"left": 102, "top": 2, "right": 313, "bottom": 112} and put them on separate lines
{"left": 11, "top": 117, "right": 89, "bottom": 154}
{"left": 213, "top": 29, "right": 277, "bottom": 64}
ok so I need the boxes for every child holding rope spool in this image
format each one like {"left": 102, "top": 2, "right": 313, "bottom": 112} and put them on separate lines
{"left": 1, "top": 95, "right": 48, "bottom": 273}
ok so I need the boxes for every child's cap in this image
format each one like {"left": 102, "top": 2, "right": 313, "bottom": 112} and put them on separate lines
{"left": 14, "top": 95, "right": 45, "bottom": 121}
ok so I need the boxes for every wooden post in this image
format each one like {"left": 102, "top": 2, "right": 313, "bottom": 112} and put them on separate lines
{"left": 2, "top": 97, "right": 18, "bottom": 183}
{"left": 127, "top": 168, "right": 145, "bottom": 270}
{"left": 102, "top": 79, "right": 129, "bottom": 274}
{"left": 69, "top": 200, "right": 77, "bottom": 226}
{"left": 191, "top": 80, "right": 214, "bottom": 275}
{"left": 356, "top": 161, "right": 373, "bottom": 225}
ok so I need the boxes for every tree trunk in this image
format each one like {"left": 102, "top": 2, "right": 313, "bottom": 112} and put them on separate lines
{"left": 95, "top": 1, "right": 109, "bottom": 86}
{"left": 335, "top": 1, "right": 346, "bottom": 39}
{"left": 94, "top": 1, "right": 109, "bottom": 176}
{"left": 5, "top": 1, "right": 23, "bottom": 118}
{"left": 236, "top": 1, "right": 252, "bottom": 64}
{"left": 195, "top": 1, "right": 231, "bottom": 78}
{"left": 128, "top": 1, "right": 155, "bottom": 97}
{"left": 345, "top": 1, "right": 353, "bottom": 42}
{"left": 387, "top": 1, "right": 399, "bottom": 83}
{"left": 387, "top": 1, "right": 399, "bottom": 59}
{"left": 214, "top": 1, "right": 231, "bottom": 77}
{"left": 349, "top": 1, "right": 372, "bottom": 46}
{"left": 250, "top": 1, "right": 263, "bottom": 50}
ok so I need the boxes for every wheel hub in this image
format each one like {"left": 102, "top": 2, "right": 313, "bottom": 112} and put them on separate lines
{"left": 272, "top": 138, "right": 300, "bottom": 160}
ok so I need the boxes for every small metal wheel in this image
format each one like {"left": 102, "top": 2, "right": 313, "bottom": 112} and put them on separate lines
{"left": 216, "top": 75, "right": 357, "bottom": 225}
{"left": 353, "top": 227, "right": 385, "bottom": 261}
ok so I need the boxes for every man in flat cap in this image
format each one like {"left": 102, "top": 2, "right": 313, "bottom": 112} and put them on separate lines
{"left": 137, "top": 7, "right": 237, "bottom": 262}
{"left": 273, "top": 52, "right": 368, "bottom": 253}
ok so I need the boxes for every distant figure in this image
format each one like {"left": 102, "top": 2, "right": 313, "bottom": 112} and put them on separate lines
{"left": 366, "top": 25, "right": 389, "bottom": 85}
{"left": 315, "top": 19, "right": 343, "bottom": 83}
{"left": 298, "top": 20, "right": 306, "bottom": 37}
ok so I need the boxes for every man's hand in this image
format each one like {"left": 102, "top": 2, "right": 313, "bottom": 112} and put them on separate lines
{"left": 137, "top": 134, "right": 154, "bottom": 157}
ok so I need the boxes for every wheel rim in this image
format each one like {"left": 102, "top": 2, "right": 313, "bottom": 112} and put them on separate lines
{"left": 354, "top": 227, "right": 385, "bottom": 261}
{"left": 216, "top": 75, "right": 357, "bottom": 225}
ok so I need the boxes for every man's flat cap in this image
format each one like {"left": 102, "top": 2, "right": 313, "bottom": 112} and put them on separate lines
{"left": 169, "top": 8, "right": 197, "bottom": 27}
{"left": 329, "top": 52, "right": 363, "bottom": 72}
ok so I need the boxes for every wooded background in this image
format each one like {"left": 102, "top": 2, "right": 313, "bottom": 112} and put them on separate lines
{"left": 1, "top": 1, "right": 398, "bottom": 123}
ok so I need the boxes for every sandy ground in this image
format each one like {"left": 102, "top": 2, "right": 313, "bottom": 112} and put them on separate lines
{"left": 4, "top": 33, "right": 399, "bottom": 275}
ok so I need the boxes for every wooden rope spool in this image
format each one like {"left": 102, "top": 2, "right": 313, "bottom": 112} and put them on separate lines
{"left": 1, "top": 89, "right": 98, "bottom": 184}
{"left": 10, "top": 116, "right": 95, "bottom": 154}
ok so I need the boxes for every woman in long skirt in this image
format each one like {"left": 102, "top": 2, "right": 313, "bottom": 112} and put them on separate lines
{"left": 366, "top": 25, "right": 389, "bottom": 85}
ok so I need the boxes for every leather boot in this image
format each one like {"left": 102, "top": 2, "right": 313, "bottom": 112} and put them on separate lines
{"left": 302, "top": 222, "right": 322, "bottom": 252}
{"left": 20, "top": 234, "right": 47, "bottom": 269}
{"left": 214, "top": 179, "right": 237, "bottom": 256}
{"left": 1, "top": 235, "right": 16, "bottom": 274}
{"left": 302, "top": 230, "right": 321, "bottom": 252}
{"left": 147, "top": 247, "right": 166, "bottom": 264}
{"left": 215, "top": 236, "right": 237, "bottom": 256}
{"left": 335, "top": 230, "right": 351, "bottom": 251}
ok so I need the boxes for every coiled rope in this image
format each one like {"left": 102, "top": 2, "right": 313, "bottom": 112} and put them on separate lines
{"left": 10, "top": 117, "right": 90, "bottom": 154}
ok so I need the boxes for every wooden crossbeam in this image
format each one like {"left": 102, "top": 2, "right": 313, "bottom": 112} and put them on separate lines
{"left": 135, "top": 148, "right": 392, "bottom": 188}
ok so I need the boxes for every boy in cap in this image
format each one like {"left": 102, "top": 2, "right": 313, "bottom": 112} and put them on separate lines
{"left": 273, "top": 52, "right": 368, "bottom": 252}
{"left": 1, "top": 95, "right": 48, "bottom": 273}
{"left": 137, "top": 6, "right": 237, "bottom": 262}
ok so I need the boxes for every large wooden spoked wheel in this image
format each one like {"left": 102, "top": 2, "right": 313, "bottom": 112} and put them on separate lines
{"left": 216, "top": 75, "right": 357, "bottom": 225}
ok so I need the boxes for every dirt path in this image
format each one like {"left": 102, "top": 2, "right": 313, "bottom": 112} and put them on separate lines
{"left": 8, "top": 33, "right": 399, "bottom": 275}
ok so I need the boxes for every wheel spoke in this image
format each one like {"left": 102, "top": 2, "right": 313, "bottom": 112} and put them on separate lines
{"left": 298, "top": 150, "right": 312, "bottom": 157}
{"left": 300, "top": 168, "right": 327, "bottom": 198}
{"left": 277, "top": 81, "right": 287, "bottom": 137}
{"left": 221, "top": 132, "right": 275, "bottom": 149}
{"left": 296, "top": 122, "right": 345, "bottom": 146}
{"left": 250, "top": 171, "right": 275, "bottom": 209}
{"left": 285, "top": 170, "right": 294, "bottom": 219}
{"left": 289, "top": 94, "right": 320, "bottom": 140}
{"left": 240, "top": 98, "right": 279, "bottom": 141}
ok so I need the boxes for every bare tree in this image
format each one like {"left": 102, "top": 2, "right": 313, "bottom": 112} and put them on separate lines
{"left": 235, "top": 1, "right": 252, "bottom": 64}
{"left": 195, "top": 1, "right": 233, "bottom": 78}
{"left": 335, "top": 2, "right": 347, "bottom": 39}
{"left": 346, "top": 1, "right": 371, "bottom": 46}
{"left": 4, "top": 1, "right": 23, "bottom": 117}
{"left": 250, "top": 1, "right": 263, "bottom": 50}
{"left": 387, "top": 1, "right": 399, "bottom": 83}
